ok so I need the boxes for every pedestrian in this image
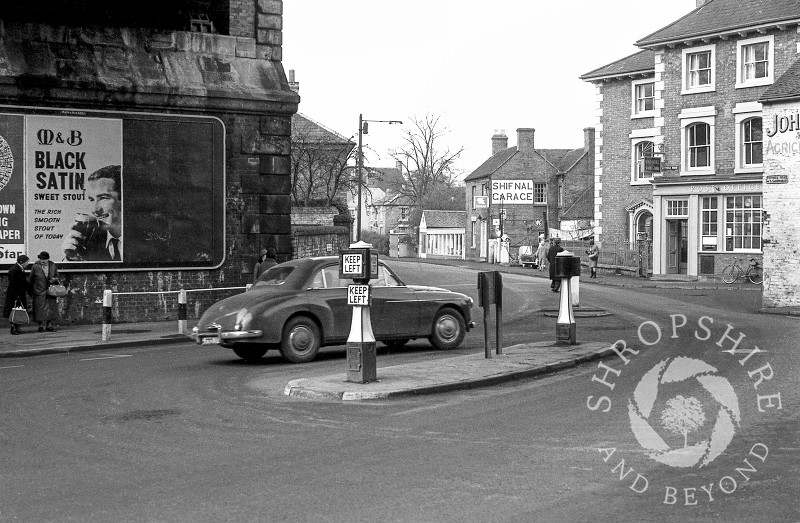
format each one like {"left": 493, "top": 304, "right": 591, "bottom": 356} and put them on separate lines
{"left": 547, "top": 237, "right": 564, "bottom": 292}
{"left": 3, "top": 255, "right": 30, "bottom": 335}
{"left": 28, "top": 251, "right": 59, "bottom": 332}
{"left": 586, "top": 239, "right": 600, "bottom": 279}
{"left": 536, "top": 238, "right": 549, "bottom": 272}
{"left": 253, "top": 247, "right": 277, "bottom": 282}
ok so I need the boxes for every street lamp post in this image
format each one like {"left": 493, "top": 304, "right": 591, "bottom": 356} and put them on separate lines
{"left": 356, "top": 114, "right": 402, "bottom": 242}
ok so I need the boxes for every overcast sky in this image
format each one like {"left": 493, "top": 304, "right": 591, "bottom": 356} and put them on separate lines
{"left": 283, "top": 1, "right": 698, "bottom": 180}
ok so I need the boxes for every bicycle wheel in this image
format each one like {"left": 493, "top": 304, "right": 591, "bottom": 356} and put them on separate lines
{"left": 748, "top": 266, "right": 763, "bottom": 285}
{"left": 721, "top": 265, "right": 738, "bottom": 284}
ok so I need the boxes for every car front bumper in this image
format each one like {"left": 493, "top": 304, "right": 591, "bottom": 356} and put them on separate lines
{"left": 192, "top": 325, "right": 264, "bottom": 345}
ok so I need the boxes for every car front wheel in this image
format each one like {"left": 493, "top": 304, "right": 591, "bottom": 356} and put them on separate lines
{"left": 280, "top": 316, "right": 322, "bottom": 363}
{"left": 429, "top": 307, "right": 466, "bottom": 350}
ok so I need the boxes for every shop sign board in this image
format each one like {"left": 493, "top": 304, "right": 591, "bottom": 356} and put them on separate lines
{"left": 765, "top": 174, "right": 789, "bottom": 184}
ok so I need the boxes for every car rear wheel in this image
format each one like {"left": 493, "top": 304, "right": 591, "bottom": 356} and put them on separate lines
{"left": 232, "top": 345, "right": 268, "bottom": 362}
{"left": 429, "top": 307, "right": 466, "bottom": 350}
{"left": 280, "top": 316, "right": 321, "bottom": 363}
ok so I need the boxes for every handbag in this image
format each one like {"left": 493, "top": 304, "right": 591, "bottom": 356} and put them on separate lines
{"left": 45, "top": 262, "right": 67, "bottom": 297}
{"left": 47, "top": 283, "right": 68, "bottom": 297}
{"left": 9, "top": 300, "right": 29, "bottom": 324}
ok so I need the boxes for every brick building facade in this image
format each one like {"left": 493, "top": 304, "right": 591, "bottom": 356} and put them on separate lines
{"left": 582, "top": 0, "right": 800, "bottom": 285}
{"left": 463, "top": 128, "right": 594, "bottom": 261}
{"left": 0, "top": 1, "right": 299, "bottom": 323}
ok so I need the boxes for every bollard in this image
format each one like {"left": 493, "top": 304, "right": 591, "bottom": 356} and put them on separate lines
{"left": 571, "top": 274, "right": 580, "bottom": 308}
{"left": 102, "top": 289, "right": 113, "bottom": 341}
{"left": 178, "top": 289, "right": 187, "bottom": 335}
{"left": 555, "top": 252, "right": 580, "bottom": 345}
{"left": 341, "top": 242, "right": 378, "bottom": 383}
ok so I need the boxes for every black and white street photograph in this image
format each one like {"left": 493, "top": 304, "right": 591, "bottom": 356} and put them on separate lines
{"left": 0, "top": 1, "right": 798, "bottom": 521}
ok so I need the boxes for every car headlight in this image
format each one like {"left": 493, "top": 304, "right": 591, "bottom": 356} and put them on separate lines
{"left": 234, "top": 323, "right": 242, "bottom": 331}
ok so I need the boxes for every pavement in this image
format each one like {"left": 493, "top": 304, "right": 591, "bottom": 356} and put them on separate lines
{"left": 1, "top": 258, "right": 794, "bottom": 401}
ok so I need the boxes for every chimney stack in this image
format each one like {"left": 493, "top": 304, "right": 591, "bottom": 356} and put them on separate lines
{"left": 584, "top": 127, "right": 595, "bottom": 153}
{"left": 491, "top": 129, "right": 508, "bottom": 156}
{"left": 696, "top": 0, "right": 708, "bottom": 6}
{"left": 517, "top": 128, "right": 535, "bottom": 154}
{"left": 288, "top": 69, "right": 299, "bottom": 93}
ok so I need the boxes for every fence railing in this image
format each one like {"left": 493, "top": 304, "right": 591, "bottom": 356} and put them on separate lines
{"left": 561, "top": 239, "right": 653, "bottom": 276}
{"left": 101, "top": 285, "right": 251, "bottom": 341}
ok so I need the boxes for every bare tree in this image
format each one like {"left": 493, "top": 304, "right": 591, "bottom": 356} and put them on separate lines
{"left": 290, "top": 119, "right": 356, "bottom": 207}
{"left": 388, "top": 114, "right": 463, "bottom": 212}
{"left": 661, "top": 395, "right": 706, "bottom": 448}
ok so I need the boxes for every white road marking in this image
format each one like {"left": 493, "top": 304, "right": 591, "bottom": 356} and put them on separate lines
{"left": 0, "top": 365, "right": 24, "bottom": 369}
{"left": 80, "top": 354, "right": 133, "bottom": 361}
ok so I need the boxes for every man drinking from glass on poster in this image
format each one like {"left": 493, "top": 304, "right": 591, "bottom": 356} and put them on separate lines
{"left": 61, "top": 165, "right": 123, "bottom": 262}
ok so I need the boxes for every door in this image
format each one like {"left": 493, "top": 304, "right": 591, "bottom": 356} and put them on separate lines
{"left": 370, "top": 264, "right": 420, "bottom": 339}
{"left": 666, "top": 219, "right": 687, "bottom": 274}
{"left": 479, "top": 219, "right": 487, "bottom": 259}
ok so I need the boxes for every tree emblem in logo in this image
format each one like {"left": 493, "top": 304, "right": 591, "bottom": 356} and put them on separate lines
{"left": 628, "top": 357, "right": 740, "bottom": 468}
{"left": 0, "top": 134, "right": 13, "bottom": 193}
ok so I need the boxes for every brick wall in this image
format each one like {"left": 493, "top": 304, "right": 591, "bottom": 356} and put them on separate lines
{"left": 761, "top": 103, "right": 800, "bottom": 308}
{"left": 596, "top": 78, "right": 657, "bottom": 244}
{"left": 659, "top": 29, "right": 799, "bottom": 173}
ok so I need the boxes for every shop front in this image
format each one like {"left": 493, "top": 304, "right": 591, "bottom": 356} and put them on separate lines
{"left": 651, "top": 175, "right": 763, "bottom": 278}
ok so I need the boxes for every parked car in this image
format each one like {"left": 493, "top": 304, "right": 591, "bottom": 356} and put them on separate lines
{"left": 518, "top": 245, "right": 538, "bottom": 269}
{"left": 192, "top": 256, "right": 475, "bottom": 363}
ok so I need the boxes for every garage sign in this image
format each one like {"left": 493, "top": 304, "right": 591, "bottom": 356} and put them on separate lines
{"left": 347, "top": 284, "right": 371, "bottom": 306}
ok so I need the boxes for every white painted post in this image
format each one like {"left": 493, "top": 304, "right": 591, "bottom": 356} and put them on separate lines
{"left": 102, "top": 290, "right": 113, "bottom": 341}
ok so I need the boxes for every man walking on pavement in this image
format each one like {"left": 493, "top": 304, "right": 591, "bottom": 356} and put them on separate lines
{"left": 547, "top": 237, "right": 564, "bottom": 292}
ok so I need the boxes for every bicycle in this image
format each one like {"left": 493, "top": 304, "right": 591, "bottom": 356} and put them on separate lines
{"left": 721, "top": 257, "right": 763, "bottom": 284}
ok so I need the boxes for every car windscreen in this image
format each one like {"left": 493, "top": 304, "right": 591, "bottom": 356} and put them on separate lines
{"left": 253, "top": 265, "right": 294, "bottom": 287}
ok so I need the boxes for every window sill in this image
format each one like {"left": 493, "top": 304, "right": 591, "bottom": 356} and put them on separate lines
{"left": 681, "top": 86, "right": 715, "bottom": 95}
{"left": 684, "top": 169, "right": 715, "bottom": 176}
{"left": 631, "top": 112, "right": 656, "bottom": 120}
{"left": 734, "top": 167, "right": 764, "bottom": 175}
{"left": 735, "top": 78, "right": 773, "bottom": 89}
{"left": 630, "top": 179, "right": 654, "bottom": 186}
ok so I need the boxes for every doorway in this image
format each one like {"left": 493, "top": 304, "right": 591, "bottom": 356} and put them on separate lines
{"left": 666, "top": 219, "right": 687, "bottom": 274}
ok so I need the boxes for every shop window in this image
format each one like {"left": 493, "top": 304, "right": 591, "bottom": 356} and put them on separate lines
{"left": 682, "top": 45, "right": 716, "bottom": 94}
{"left": 725, "top": 195, "right": 762, "bottom": 251}
{"left": 736, "top": 35, "right": 774, "bottom": 89}
{"left": 701, "top": 196, "right": 719, "bottom": 251}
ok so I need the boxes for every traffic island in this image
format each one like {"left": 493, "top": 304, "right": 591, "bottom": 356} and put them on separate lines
{"left": 281, "top": 341, "right": 615, "bottom": 401}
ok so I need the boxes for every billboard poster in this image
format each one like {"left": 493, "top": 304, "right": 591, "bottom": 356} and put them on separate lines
{"left": 0, "top": 114, "right": 25, "bottom": 262}
{"left": 26, "top": 115, "right": 123, "bottom": 262}
{"left": 0, "top": 106, "right": 225, "bottom": 271}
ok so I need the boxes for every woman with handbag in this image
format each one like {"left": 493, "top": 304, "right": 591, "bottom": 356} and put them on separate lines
{"left": 28, "top": 251, "right": 60, "bottom": 332}
{"left": 3, "top": 255, "right": 30, "bottom": 335}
